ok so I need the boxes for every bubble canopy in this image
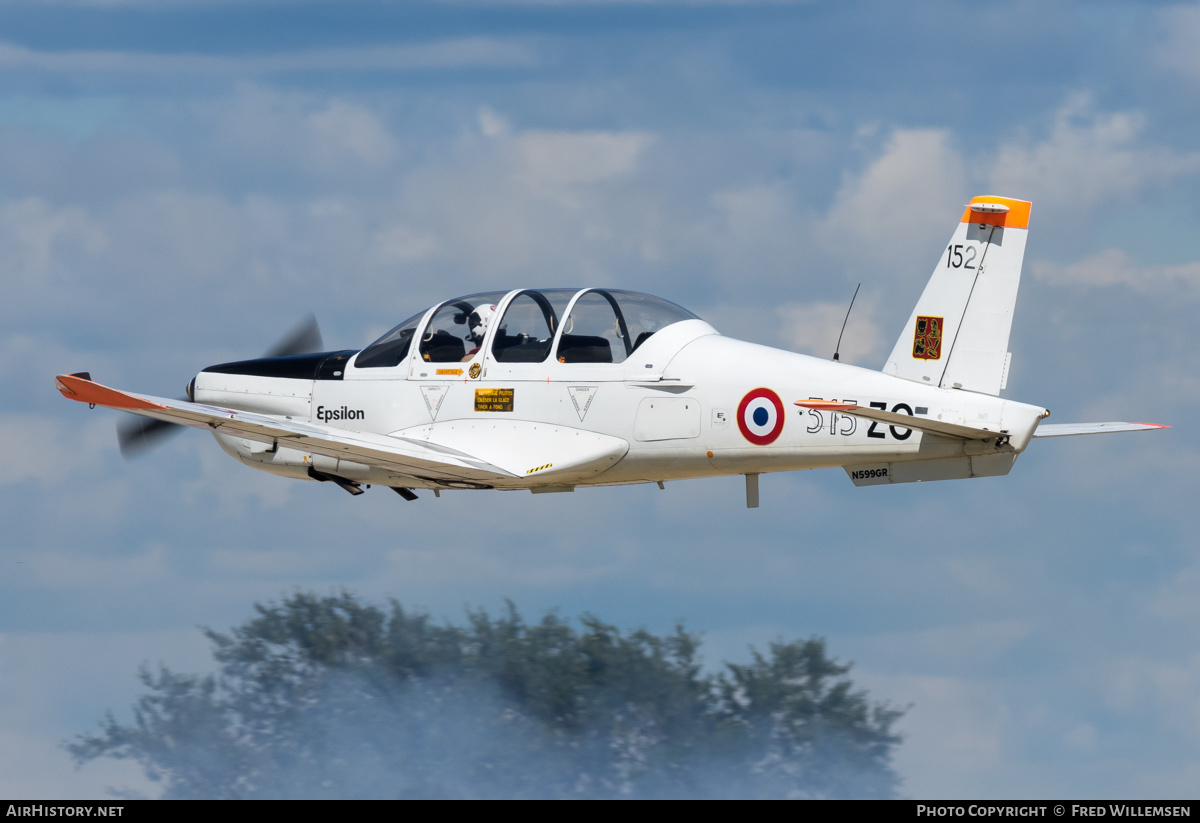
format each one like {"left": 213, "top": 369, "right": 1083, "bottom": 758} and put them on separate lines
{"left": 354, "top": 289, "right": 701, "bottom": 369}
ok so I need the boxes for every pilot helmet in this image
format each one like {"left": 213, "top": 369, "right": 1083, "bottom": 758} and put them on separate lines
{"left": 468, "top": 304, "right": 497, "bottom": 342}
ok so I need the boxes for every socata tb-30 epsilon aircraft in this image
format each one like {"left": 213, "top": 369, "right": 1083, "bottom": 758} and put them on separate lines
{"left": 56, "top": 196, "right": 1165, "bottom": 508}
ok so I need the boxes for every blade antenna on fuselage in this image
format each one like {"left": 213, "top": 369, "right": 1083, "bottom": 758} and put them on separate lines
{"left": 832, "top": 283, "right": 860, "bottom": 362}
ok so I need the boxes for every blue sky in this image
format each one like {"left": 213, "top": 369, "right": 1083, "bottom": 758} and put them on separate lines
{"left": 2, "top": 0, "right": 1199, "bottom": 798}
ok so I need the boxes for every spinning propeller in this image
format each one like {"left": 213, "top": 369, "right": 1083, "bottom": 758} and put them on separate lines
{"left": 117, "top": 315, "right": 325, "bottom": 457}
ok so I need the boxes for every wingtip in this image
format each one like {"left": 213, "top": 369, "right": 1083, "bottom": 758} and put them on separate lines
{"left": 54, "top": 373, "right": 86, "bottom": 397}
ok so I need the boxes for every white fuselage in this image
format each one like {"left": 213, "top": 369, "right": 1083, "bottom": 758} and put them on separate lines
{"left": 194, "top": 317, "right": 1046, "bottom": 493}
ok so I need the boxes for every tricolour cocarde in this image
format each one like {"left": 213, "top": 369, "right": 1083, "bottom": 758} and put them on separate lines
{"left": 737, "top": 388, "right": 785, "bottom": 445}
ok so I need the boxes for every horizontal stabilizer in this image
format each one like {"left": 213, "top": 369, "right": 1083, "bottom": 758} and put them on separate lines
{"left": 795, "top": 400, "right": 1010, "bottom": 442}
{"left": 1033, "top": 422, "right": 1168, "bottom": 438}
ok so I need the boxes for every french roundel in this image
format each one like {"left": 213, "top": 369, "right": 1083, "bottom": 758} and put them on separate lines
{"left": 737, "top": 388, "right": 785, "bottom": 446}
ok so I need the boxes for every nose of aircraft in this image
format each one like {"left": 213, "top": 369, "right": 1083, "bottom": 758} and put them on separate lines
{"left": 193, "top": 311, "right": 335, "bottom": 387}
{"left": 197, "top": 350, "right": 357, "bottom": 383}
{"left": 126, "top": 314, "right": 337, "bottom": 458}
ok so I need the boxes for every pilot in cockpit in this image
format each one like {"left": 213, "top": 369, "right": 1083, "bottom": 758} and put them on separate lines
{"left": 462, "top": 304, "right": 496, "bottom": 361}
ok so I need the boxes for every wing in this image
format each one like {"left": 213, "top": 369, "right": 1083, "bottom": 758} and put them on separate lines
{"left": 56, "top": 373, "right": 627, "bottom": 485}
{"left": 1032, "top": 422, "right": 1169, "bottom": 437}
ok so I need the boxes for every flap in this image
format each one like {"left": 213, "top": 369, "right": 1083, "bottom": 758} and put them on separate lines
{"left": 394, "top": 419, "right": 628, "bottom": 480}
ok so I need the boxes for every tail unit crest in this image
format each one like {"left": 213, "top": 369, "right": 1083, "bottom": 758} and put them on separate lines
{"left": 883, "top": 196, "right": 1031, "bottom": 395}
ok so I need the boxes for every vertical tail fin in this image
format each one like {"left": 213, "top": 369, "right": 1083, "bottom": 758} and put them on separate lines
{"left": 882, "top": 196, "right": 1031, "bottom": 395}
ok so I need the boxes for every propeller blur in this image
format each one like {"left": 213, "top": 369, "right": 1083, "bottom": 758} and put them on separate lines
{"left": 116, "top": 314, "right": 326, "bottom": 458}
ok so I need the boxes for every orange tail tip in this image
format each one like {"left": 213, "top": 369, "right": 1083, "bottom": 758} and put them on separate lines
{"left": 959, "top": 195, "right": 1031, "bottom": 229}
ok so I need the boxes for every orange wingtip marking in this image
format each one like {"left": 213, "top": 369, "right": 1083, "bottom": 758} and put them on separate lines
{"left": 959, "top": 196, "right": 1031, "bottom": 229}
{"left": 794, "top": 400, "right": 859, "bottom": 411}
{"left": 1131, "top": 423, "right": 1170, "bottom": 429}
{"left": 54, "top": 374, "right": 165, "bottom": 412}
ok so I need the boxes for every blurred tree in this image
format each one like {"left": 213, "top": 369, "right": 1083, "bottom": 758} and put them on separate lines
{"left": 70, "top": 592, "right": 904, "bottom": 799}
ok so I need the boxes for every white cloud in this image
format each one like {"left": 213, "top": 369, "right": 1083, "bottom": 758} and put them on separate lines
{"left": 22, "top": 543, "right": 171, "bottom": 590}
{"left": 478, "top": 106, "right": 511, "bottom": 138}
{"left": 776, "top": 296, "right": 884, "bottom": 365}
{"left": 103, "top": 190, "right": 289, "bottom": 289}
{"left": 208, "top": 546, "right": 356, "bottom": 578}
{"left": 695, "top": 183, "right": 816, "bottom": 291}
{"left": 815, "top": 129, "right": 967, "bottom": 274}
{"left": 0, "top": 730, "right": 154, "bottom": 799}
{"left": 1099, "top": 653, "right": 1200, "bottom": 739}
{"left": 306, "top": 101, "right": 399, "bottom": 169}
{"left": 989, "top": 95, "right": 1200, "bottom": 218}
{"left": 515, "top": 130, "right": 655, "bottom": 188}
{"left": 860, "top": 621, "right": 1034, "bottom": 671}
{"left": 1, "top": 113, "right": 646, "bottom": 332}
{"left": 371, "top": 225, "right": 441, "bottom": 264}
{"left": 1064, "top": 722, "right": 1098, "bottom": 753}
{"left": 1154, "top": 5, "right": 1200, "bottom": 85}
{"left": 710, "top": 184, "right": 795, "bottom": 245}
{"left": 181, "top": 439, "right": 299, "bottom": 514}
{"left": 866, "top": 672, "right": 1011, "bottom": 798}
{"left": 206, "top": 86, "right": 400, "bottom": 179}
{"left": 1031, "top": 248, "right": 1200, "bottom": 291}
{"left": 1150, "top": 564, "right": 1200, "bottom": 623}
{"left": 362, "top": 119, "right": 661, "bottom": 283}
{"left": 0, "top": 628, "right": 211, "bottom": 799}
{"left": 0, "top": 197, "right": 106, "bottom": 279}
{"left": 812, "top": 99, "right": 1200, "bottom": 284}
{"left": 0, "top": 414, "right": 112, "bottom": 486}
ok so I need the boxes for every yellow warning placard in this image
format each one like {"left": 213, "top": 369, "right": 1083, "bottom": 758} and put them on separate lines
{"left": 474, "top": 388, "right": 514, "bottom": 412}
